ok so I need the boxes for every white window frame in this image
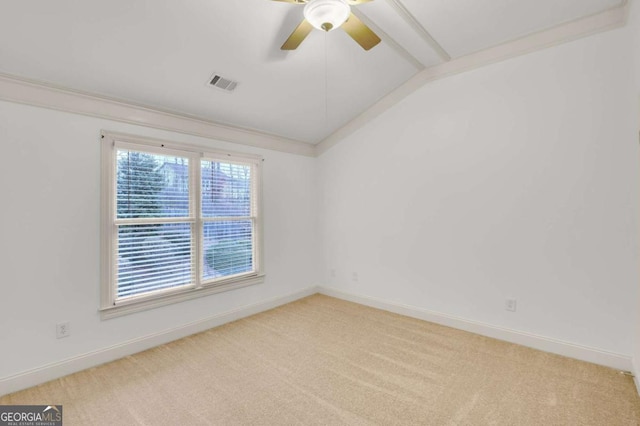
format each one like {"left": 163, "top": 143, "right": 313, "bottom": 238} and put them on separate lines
{"left": 100, "top": 131, "right": 264, "bottom": 319}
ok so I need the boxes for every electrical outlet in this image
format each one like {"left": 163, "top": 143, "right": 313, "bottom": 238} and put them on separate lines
{"left": 352, "top": 272, "right": 359, "bottom": 282}
{"left": 56, "top": 321, "right": 70, "bottom": 339}
{"left": 330, "top": 269, "right": 336, "bottom": 278}
{"left": 505, "top": 298, "right": 517, "bottom": 312}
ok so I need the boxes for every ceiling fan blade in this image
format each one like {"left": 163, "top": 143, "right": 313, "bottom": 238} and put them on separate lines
{"left": 347, "top": 0, "right": 374, "bottom": 4}
{"left": 281, "top": 19, "right": 314, "bottom": 50}
{"left": 341, "top": 13, "right": 381, "bottom": 51}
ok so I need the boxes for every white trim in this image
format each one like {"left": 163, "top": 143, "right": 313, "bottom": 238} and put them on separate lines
{"left": 315, "top": 4, "right": 628, "bottom": 155}
{"left": 100, "top": 275, "right": 267, "bottom": 320}
{"left": 0, "top": 73, "right": 315, "bottom": 157}
{"left": 104, "top": 130, "right": 265, "bottom": 162}
{"left": 0, "top": 2, "right": 627, "bottom": 158}
{"left": 318, "top": 286, "right": 634, "bottom": 371}
{"left": 351, "top": 9, "right": 425, "bottom": 71}
{"left": 100, "top": 132, "right": 266, "bottom": 318}
{"left": 383, "top": 0, "right": 451, "bottom": 61}
{"left": 632, "top": 357, "right": 640, "bottom": 396}
{"left": 2, "top": 285, "right": 634, "bottom": 397}
{"left": 0, "top": 286, "right": 319, "bottom": 397}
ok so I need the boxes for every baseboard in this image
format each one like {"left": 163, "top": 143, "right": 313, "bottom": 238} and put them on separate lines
{"left": 632, "top": 358, "right": 640, "bottom": 396}
{"left": 3, "top": 285, "right": 633, "bottom": 397}
{"left": 0, "top": 286, "right": 319, "bottom": 397}
{"left": 318, "top": 286, "right": 633, "bottom": 372}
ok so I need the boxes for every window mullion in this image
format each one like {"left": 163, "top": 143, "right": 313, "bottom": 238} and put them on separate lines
{"left": 251, "top": 162, "right": 261, "bottom": 275}
{"left": 194, "top": 153, "right": 202, "bottom": 289}
{"left": 111, "top": 219, "right": 119, "bottom": 306}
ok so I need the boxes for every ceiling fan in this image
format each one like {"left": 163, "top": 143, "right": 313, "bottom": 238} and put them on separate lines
{"left": 272, "top": 0, "right": 381, "bottom": 51}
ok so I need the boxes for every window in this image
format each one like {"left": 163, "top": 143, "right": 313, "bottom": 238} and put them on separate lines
{"left": 100, "top": 132, "right": 263, "bottom": 319}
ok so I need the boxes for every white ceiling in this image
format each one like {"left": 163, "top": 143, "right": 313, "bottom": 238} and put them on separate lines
{"left": 0, "top": 0, "right": 625, "bottom": 144}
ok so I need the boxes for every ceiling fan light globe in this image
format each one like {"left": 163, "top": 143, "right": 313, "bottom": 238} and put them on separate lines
{"left": 303, "top": 0, "right": 350, "bottom": 32}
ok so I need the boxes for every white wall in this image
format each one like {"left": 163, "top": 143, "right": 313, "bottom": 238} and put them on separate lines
{"left": 318, "top": 26, "right": 639, "bottom": 357}
{"left": 629, "top": 0, "right": 640, "bottom": 388}
{"left": 2, "top": 9, "right": 639, "bottom": 395}
{"left": 0, "top": 101, "right": 320, "bottom": 382}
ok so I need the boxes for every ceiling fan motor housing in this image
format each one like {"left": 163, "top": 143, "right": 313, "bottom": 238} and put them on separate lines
{"left": 304, "top": 0, "right": 351, "bottom": 32}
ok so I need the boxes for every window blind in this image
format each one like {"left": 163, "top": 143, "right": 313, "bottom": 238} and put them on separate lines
{"left": 103, "top": 134, "right": 263, "bottom": 316}
{"left": 115, "top": 149, "right": 194, "bottom": 299}
{"left": 201, "top": 159, "right": 254, "bottom": 282}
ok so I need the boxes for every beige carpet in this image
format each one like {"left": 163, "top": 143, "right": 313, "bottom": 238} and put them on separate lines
{"left": 2, "top": 294, "right": 639, "bottom": 425}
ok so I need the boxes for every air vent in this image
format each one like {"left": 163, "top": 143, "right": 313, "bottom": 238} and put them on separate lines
{"left": 208, "top": 74, "right": 238, "bottom": 92}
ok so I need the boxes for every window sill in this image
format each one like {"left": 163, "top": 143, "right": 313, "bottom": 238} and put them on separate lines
{"left": 99, "top": 274, "right": 265, "bottom": 320}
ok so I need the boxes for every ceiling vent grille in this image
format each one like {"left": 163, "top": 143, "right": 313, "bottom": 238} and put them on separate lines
{"left": 208, "top": 74, "right": 238, "bottom": 92}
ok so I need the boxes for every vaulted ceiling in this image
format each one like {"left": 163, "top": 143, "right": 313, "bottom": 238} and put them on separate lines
{"left": 0, "top": 0, "right": 626, "bottom": 145}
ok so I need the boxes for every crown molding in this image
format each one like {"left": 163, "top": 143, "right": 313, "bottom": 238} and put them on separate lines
{"left": 0, "top": 73, "right": 315, "bottom": 157}
{"left": 0, "top": 1, "right": 628, "bottom": 160}
{"left": 315, "top": 3, "right": 628, "bottom": 156}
